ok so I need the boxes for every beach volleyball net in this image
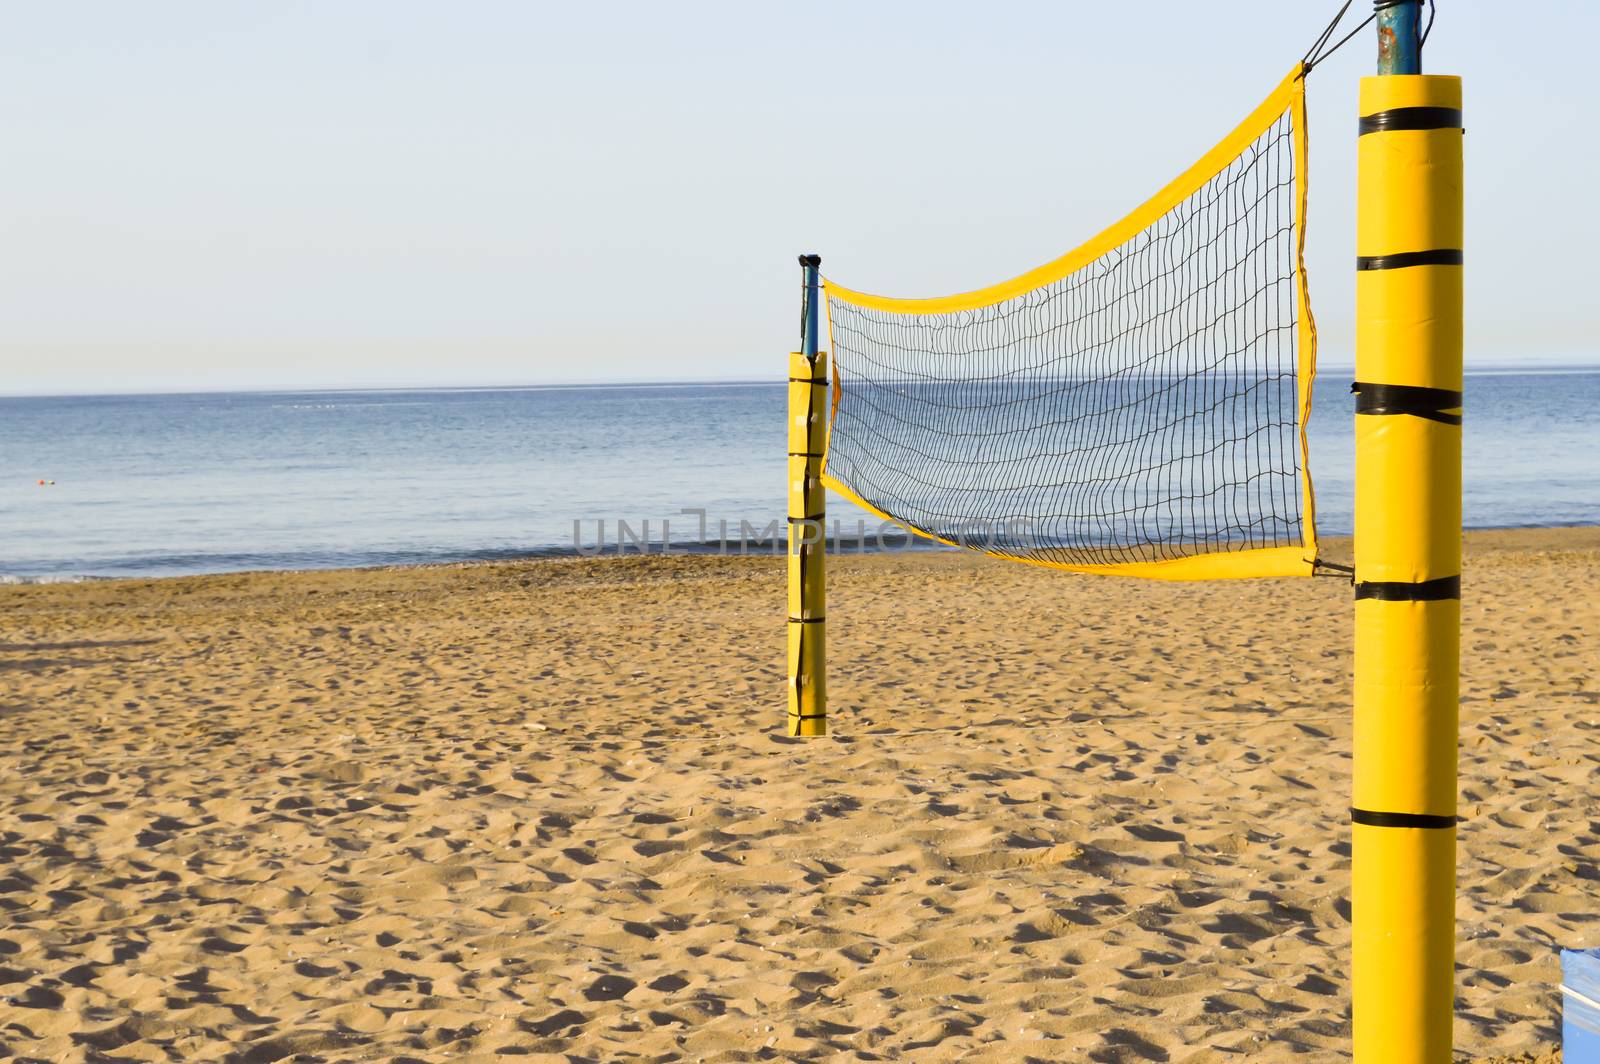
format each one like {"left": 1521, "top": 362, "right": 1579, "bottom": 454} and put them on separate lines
{"left": 820, "top": 66, "right": 1318, "bottom": 580}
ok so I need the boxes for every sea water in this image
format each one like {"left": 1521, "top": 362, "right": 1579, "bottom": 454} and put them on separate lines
{"left": 2, "top": 370, "right": 1597, "bottom": 581}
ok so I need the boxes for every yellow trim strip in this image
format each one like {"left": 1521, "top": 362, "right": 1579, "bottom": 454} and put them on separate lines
{"left": 821, "top": 471, "right": 1314, "bottom": 581}
{"left": 823, "top": 64, "right": 1306, "bottom": 315}
{"left": 820, "top": 296, "right": 840, "bottom": 481}
{"left": 1291, "top": 71, "right": 1320, "bottom": 570}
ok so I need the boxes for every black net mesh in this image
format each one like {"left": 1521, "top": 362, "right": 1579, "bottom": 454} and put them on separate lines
{"left": 823, "top": 108, "right": 1308, "bottom": 571}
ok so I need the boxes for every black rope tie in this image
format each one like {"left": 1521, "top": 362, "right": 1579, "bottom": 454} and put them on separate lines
{"left": 1352, "top": 807, "right": 1460, "bottom": 829}
{"left": 1313, "top": 559, "right": 1356, "bottom": 582}
{"left": 1352, "top": 381, "right": 1463, "bottom": 424}
{"left": 1359, "top": 107, "right": 1462, "bottom": 135}
{"left": 1354, "top": 575, "right": 1461, "bottom": 601}
{"left": 1303, "top": 0, "right": 1373, "bottom": 75}
{"left": 1356, "top": 249, "right": 1463, "bottom": 272}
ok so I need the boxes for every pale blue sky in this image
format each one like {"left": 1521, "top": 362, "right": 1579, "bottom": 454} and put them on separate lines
{"left": 2, "top": 2, "right": 1594, "bottom": 394}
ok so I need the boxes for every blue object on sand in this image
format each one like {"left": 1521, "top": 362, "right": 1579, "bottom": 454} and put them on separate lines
{"left": 1565, "top": 948, "right": 1600, "bottom": 1062}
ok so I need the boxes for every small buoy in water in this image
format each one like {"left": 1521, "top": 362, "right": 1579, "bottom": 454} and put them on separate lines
{"left": 37, "top": 479, "right": 44, "bottom": 485}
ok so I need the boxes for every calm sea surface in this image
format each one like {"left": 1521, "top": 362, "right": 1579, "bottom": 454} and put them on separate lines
{"left": 2, "top": 371, "right": 1597, "bottom": 581}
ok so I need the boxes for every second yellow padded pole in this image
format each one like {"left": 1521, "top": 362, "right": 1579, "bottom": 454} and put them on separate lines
{"left": 787, "top": 348, "right": 827, "bottom": 736}
{"left": 1353, "top": 73, "right": 1463, "bottom": 1063}
{"left": 787, "top": 253, "right": 827, "bottom": 736}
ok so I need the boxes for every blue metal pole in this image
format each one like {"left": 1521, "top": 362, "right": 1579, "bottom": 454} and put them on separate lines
{"left": 799, "top": 253, "right": 821, "bottom": 360}
{"left": 1376, "top": 0, "right": 1422, "bottom": 76}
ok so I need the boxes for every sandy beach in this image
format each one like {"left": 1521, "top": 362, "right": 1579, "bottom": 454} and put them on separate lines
{"left": 1, "top": 527, "right": 1594, "bottom": 1062}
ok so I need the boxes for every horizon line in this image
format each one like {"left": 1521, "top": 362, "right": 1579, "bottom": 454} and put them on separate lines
{"left": 4, "top": 362, "right": 1600, "bottom": 401}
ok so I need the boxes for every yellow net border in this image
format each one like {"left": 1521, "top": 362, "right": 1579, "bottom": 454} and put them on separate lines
{"left": 820, "top": 65, "right": 1318, "bottom": 581}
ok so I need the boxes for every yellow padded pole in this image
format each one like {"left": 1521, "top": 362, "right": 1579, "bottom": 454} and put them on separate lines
{"left": 1353, "top": 74, "right": 1463, "bottom": 1063}
{"left": 787, "top": 349, "right": 827, "bottom": 736}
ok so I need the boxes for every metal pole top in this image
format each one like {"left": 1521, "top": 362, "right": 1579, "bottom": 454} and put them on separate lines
{"left": 798, "top": 255, "right": 822, "bottom": 358}
{"left": 1375, "top": 0, "right": 1423, "bottom": 75}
